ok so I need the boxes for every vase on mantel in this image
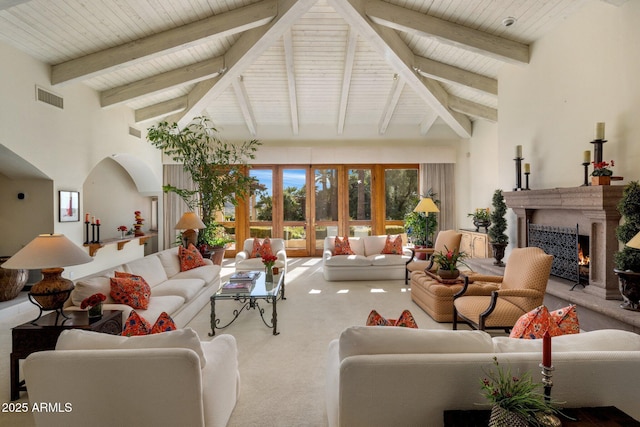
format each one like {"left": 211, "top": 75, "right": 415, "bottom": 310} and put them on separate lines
{"left": 591, "top": 176, "right": 611, "bottom": 186}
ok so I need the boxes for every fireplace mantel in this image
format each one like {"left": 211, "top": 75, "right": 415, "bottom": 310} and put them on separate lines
{"left": 504, "top": 186, "right": 624, "bottom": 300}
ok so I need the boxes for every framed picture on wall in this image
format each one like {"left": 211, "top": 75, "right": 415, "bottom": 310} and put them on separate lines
{"left": 59, "top": 190, "right": 80, "bottom": 222}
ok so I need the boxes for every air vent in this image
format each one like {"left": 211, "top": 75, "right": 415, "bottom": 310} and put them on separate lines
{"left": 128, "top": 126, "right": 141, "bottom": 138}
{"left": 35, "top": 86, "right": 64, "bottom": 109}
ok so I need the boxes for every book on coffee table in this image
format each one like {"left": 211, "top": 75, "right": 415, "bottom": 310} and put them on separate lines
{"left": 221, "top": 281, "right": 255, "bottom": 294}
{"left": 229, "top": 271, "right": 261, "bottom": 282}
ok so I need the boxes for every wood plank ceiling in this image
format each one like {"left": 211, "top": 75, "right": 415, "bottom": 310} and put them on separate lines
{"left": 0, "top": 0, "right": 592, "bottom": 140}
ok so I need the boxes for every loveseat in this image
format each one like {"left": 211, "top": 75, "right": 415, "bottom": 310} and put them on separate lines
{"left": 23, "top": 328, "right": 239, "bottom": 427}
{"left": 322, "top": 236, "right": 412, "bottom": 281}
{"left": 64, "top": 246, "right": 221, "bottom": 327}
{"left": 326, "top": 326, "right": 640, "bottom": 427}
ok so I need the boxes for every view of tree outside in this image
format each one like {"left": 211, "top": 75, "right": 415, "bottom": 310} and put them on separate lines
{"left": 250, "top": 169, "right": 272, "bottom": 221}
{"left": 315, "top": 168, "right": 338, "bottom": 221}
{"left": 348, "top": 169, "right": 371, "bottom": 220}
{"left": 385, "top": 168, "right": 419, "bottom": 220}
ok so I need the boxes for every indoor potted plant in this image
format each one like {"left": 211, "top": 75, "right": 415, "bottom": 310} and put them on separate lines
{"left": 591, "top": 160, "right": 614, "bottom": 186}
{"left": 147, "top": 116, "right": 261, "bottom": 264}
{"left": 614, "top": 180, "right": 640, "bottom": 310}
{"left": 404, "top": 190, "right": 440, "bottom": 257}
{"left": 431, "top": 245, "right": 469, "bottom": 279}
{"left": 488, "top": 189, "right": 509, "bottom": 266}
{"left": 468, "top": 208, "right": 491, "bottom": 232}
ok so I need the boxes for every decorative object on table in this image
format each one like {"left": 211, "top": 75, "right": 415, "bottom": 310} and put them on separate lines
{"left": 480, "top": 356, "right": 561, "bottom": 427}
{"left": 0, "top": 256, "right": 28, "bottom": 301}
{"left": 468, "top": 208, "right": 491, "bottom": 232}
{"left": 488, "top": 189, "right": 509, "bottom": 267}
{"left": 81, "top": 292, "right": 106, "bottom": 320}
{"left": 117, "top": 225, "right": 129, "bottom": 239}
{"left": 581, "top": 150, "right": 591, "bottom": 186}
{"left": 58, "top": 190, "right": 79, "bottom": 222}
{"left": 614, "top": 181, "right": 640, "bottom": 310}
{"left": 272, "top": 266, "right": 279, "bottom": 275}
{"left": 591, "top": 159, "right": 614, "bottom": 186}
{"left": 523, "top": 163, "right": 531, "bottom": 190}
{"left": 174, "top": 212, "right": 206, "bottom": 248}
{"left": 431, "top": 245, "right": 469, "bottom": 280}
{"left": 513, "top": 144, "right": 523, "bottom": 191}
{"left": 133, "top": 210, "right": 145, "bottom": 236}
{"left": 2, "top": 234, "right": 93, "bottom": 324}
{"left": 262, "top": 254, "right": 278, "bottom": 283}
{"left": 590, "top": 121, "right": 607, "bottom": 165}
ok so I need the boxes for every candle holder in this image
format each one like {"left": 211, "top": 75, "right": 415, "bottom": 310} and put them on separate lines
{"left": 91, "top": 224, "right": 96, "bottom": 243}
{"left": 96, "top": 223, "right": 101, "bottom": 243}
{"left": 590, "top": 139, "right": 607, "bottom": 165}
{"left": 524, "top": 172, "right": 530, "bottom": 190}
{"left": 84, "top": 221, "right": 90, "bottom": 244}
{"left": 539, "top": 363, "right": 554, "bottom": 402}
{"left": 581, "top": 162, "right": 590, "bottom": 186}
{"left": 513, "top": 157, "right": 523, "bottom": 191}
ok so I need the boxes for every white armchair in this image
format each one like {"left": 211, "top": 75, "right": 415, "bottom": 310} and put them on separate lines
{"left": 235, "top": 238, "right": 287, "bottom": 275}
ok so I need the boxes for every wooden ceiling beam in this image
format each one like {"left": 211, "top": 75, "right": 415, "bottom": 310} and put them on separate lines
{"left": 282, "top": 30, "right": 299, "bottom": 135}
{"left": 449, "top": 96, "right": 498, "bottom": 122}
{"left": 413, "top": 55, "right": 497, "bottom": 96}
{"left": 337, "top": 29, "right": 358, "bottom": 135}
{"left": 51, "top": 0, "right": 277, "bottom": 85}
{"left": 0, "top": 0, "right": 30, "bottom": 11}
{"left": 134, "top": 96, "right": 188, "bottom": 123}
{"left": 378, "top": 76, "right": 404, "bottom": 134}
{"left": 232, "top": 76, "right": 257, "bottom": 136}
{"left": 101, "top": 56, "right": 225, "bottom": 107}
{"left": 420, "top": 110, "right": 439, "bottom": 136}
{"left": 329, "top": 0, "right": 471, "bottom": 138}
{"left": 365, "top": 0, "right": 529, "bottom": 65}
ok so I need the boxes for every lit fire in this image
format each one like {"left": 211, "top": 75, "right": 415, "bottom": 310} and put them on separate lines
{"left": 578, "top": 243, "right": 590, "bottom": 266}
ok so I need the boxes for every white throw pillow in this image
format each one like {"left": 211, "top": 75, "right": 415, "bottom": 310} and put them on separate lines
{"left": 55, "top": 327, "right": 207, "bottom": 367}
{"left": 493, "top": 329, "right": 640, "bottom": 353}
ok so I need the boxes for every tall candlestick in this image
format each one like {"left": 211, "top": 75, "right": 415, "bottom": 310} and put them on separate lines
{"left": 583, "top": 150, "right": 591, "bottom": 164}
{"left": 596, "top": 122, "right": 605, "bottom": 140}
{"left": 515, "top": 145, "right": 522, "bottom": 158}
{"left": 524, "top": 163, "right": 530, "bottom": 173}
{"left": 543, "top": 330, "right": 551, "bottom": 367}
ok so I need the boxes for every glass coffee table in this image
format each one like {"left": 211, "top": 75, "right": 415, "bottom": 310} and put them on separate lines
{"left": 209, "top": 271, "right": 285, "bottom": 336}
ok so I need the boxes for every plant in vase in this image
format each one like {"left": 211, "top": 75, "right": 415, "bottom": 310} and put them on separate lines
{"left": 431, "top": 245, "right": 469, "bottom": 279}
{"left": 488, "top": 189, "right": 509, "bottom": 267}
{"left": 81, "top": 293, "right": 106, "bottom": 319}
{"left": 262, "top": 254, "right": 278, "bottom": 282}
{"left": 591, "top": 160, "right": 614, "bottom": 185}
{"left": 468, "top": 208, "right": 491, "bottom": 232}
{"left": 117, "top": 225, "right": 128, "bottom": 239}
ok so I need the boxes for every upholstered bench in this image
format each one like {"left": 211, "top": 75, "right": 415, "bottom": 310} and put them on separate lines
{"left": 410, "top": 271, "right": 498, "bottom": 322}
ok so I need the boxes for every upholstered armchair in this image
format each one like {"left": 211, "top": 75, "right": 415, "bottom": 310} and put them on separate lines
{"left": 405, "top": 230, "right": 462, "bottom": 284}
{"left": 235, "top": 238, "right": 287, "bottom": 275}
{"left": 452, "top": 246, "right": 553, "bottom": 332}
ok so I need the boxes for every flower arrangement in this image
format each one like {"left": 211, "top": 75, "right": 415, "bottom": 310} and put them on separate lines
{"left": 117, "top": 225, "right": 128, "bottom": 232}
{"left": 432, "top": 245, "right": 469, "bottom": 272}
{"left": 80, "top": 293, "right": 106, "bottom": 309}
{"left": 261, "top": 254, "right": 278, "bottom": 269}
{"left": 591, "top": 160, "right": 614, "bottom": 176}
{"left": 480, "top": 357, "right": 561, "bottom": 426}
{"left": 468, "top": 208, "right": 491, "bottom": 222}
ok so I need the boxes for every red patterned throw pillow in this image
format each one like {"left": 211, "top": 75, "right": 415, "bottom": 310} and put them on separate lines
{"left": 110, "top": 272, "right": 151, "bottom": 309}
{"left": 333, "top": 236, "right": 355, "bottom": 255}
{"left": 366, "top": 309, "right": 418, "bottom": 328}
{"left": 178, "top": 243, "right": 207, "bottom": 271}
{"left": 150, "top": 311, "right": 178, "bottom": 334}
{"left": 509, "top": 305, "right": 563, "bottom": 339}
{"left": 250, "top": 237, "right": 261, "bottom": 258}
{"left": 122, "top": 310, "right": 151, "bottom": 336}
{"left": 259, "top": 237, "right": 274, "bottom": 258}
{"left": 381, "top": 234, "right": 403, "bottom": 254}
{"left": 550, "top": 304, "right": 580, "bottom": 335}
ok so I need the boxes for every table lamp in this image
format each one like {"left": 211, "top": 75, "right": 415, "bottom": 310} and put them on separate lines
{"left": 626, "top": 232, "right": 640, "bottom": 249}
{"left": 413, "top": 197, "right": 440, "bottom": 247}
{"left": 2, "top": 233, "right": 93, "bottom": 323}
{"left": 175, "top": 212, "right": 206, "bottom": 247}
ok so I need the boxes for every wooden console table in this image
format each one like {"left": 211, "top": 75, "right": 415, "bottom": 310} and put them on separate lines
{"left": 444, "top": 406, "right": 639, "bottom": 426}
{"left": 10, "top": 310, "right": 122, "bottom": 400}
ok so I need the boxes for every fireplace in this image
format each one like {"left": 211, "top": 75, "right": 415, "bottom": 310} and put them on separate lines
{"left": 504, "top": 186, "right": 624, "bottom": 300}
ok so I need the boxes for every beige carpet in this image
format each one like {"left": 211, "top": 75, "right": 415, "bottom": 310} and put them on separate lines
{"left": 1, "top": 257, "right": 462, "bottom": 427}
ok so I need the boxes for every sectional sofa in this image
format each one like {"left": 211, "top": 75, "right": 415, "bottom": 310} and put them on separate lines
{"left": 326, "top": 326, "right": 640, "bottom": 427}
{"left": 64, "top": 246, "right": 221, "bottom": 327}
{"left": 322, "top": 236, "right": 412, "bottom": 281}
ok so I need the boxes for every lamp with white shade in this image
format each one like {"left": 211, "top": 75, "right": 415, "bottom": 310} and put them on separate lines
{"left": 413, "top": 198, "right": 440, "bottom": 247}
{"left": 2, "top": 234, "right": 93, "bottom": 323}
{"left": 175, "top": 212, "right": 206, "bottom": 247}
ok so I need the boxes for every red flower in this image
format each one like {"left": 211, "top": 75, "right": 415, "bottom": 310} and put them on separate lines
{"left": 117, "top": 225, "right": 128, "bottom": 231}
{"left": 262, "top": 254, "right": 278, "bottom": 268}
{"left": 81, "top": 293, "right": 106, "bottom": 309}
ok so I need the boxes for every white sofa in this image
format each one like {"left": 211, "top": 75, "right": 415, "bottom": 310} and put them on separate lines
{"left": 326, "top": 326, "right": 640, "bottom": 427}
{"left": 64, "top": 246, "right": 221, "bottom": 327}
{"left": 23, "top": 328, "right": 239, "bottom": 427}
{"left": 234, "top": 238, "right": 287, "bottom": 274}
{"left": 322, "top": 236, "right": 412, "bottom": 281}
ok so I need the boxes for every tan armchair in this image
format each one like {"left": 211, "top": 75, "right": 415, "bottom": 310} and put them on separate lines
{"left": 405, "top": 230, "right": 462, "bottom": 284}
{"left": 452, "top": 246, "right": 553, "bottom": 332}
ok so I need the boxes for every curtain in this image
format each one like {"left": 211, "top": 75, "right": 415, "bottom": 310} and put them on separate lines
{"left": 420, "top": 163, "right": 455, "bottom": 235}
{"left": 162, "top": 165, "right": 195, "bottom": 249}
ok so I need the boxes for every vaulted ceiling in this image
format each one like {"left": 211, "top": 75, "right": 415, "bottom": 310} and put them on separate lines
{"left": 0, "top": 0, "right": 597, "bottom": 140}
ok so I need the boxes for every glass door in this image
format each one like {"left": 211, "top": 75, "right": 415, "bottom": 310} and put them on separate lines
{"left": 281, "top": 167, "right": 309, "bottom": 256}
{"left": 313, "top": 167, "right": 339, "bottom": 253}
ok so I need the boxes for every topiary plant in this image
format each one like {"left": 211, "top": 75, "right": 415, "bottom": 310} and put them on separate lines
{"left": 615, "top": 181, "right": 640, "bottom": 271}
{"left": 488, "top": 189, "right": 508, "bottom": 245}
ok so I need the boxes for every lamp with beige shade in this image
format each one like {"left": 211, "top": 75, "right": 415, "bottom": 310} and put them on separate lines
{"left": 175, "top": 212, "right": 206, "bottom": 248}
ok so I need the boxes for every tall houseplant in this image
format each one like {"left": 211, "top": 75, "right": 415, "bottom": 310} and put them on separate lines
{"left": 488, "top": 189, "right": 509, "bottom": 266}
{"left": 614, "top": 181, "right": 640, "bottom": 310}
{"left": 147, "top": 116, "right": 261, "bottom": 260}
{"left": 404, "top": 190, "right": 440, "bottom": 254}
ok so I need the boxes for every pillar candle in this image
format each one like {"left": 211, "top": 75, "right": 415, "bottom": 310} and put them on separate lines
{"left": 583, "top": 150, "right": 591, "bottom": 163}
{"left": 92, "top": 216, "right": 96, "bottom": 224}
{"left": 96, "top": 218, "right": 100, "bottom": 225}
{"left": 524, "top": 163, "right": 530, "bottom": 173}
{"left": 596, "top": 122, "right": 605, "bottom": 140}
{"left": 85, "top": 213, "right": 90, "bottom": 222}
{"left": 515, "top": 145, "right": 522, "bottom": 158}
{"left": 543, "top": 330, "right": 551, "bottom": 367}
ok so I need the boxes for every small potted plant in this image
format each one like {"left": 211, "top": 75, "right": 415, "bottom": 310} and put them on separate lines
{"left": 468, "top": 208, "right": 491, "bottom": 232}
{"left": 81, "top": 293, "right": 107, "bottom": 320}
{"left": 591, "top": 160, "right": 614, "bottom": 186}
{"left": 431, "top": 245, "right": 469, "bottom": 279}
{"left": 197, "top": 222, "right": 234, "bottom": 265}
{"left": 117, "top": 225, "right": 128, "bottom": 239}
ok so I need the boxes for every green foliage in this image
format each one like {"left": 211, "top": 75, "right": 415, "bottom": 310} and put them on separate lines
{"left": 404, "top": 190, "right": 440, "bottom": 247}
{"left": 197, "top": 222, "right": 233, "bottom": 248}
{"left": 615, "top": 181, "right": 640, "bottom": 271}
{"left": 468, "top": 208, "right": 491, "bottom": 222}
{"left": 432, "top": 246, "right": 470, "bottom": 271}
{"left": 488, "top": 189, "right": 509, "bottom": 245}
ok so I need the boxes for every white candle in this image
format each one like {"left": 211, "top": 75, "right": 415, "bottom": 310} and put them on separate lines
{"left": 596, "top": 122, "right": 605, "bottom": 140}
{"left": 524, "top": 163, "right": 530, "bottom": 173}
{"left": 515, "top": 145, "right": 522, "bottom": 158}
{"left": 583, "top": 150, "right": 591, "bottom": 163}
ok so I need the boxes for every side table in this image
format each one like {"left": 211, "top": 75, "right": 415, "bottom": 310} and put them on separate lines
{"left": 10, "top": 310, "right": 122, "bottom": 400}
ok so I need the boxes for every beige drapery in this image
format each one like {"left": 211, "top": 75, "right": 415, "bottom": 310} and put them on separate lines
{"left": 420, "top": 163, "right": 456, "bottom": 236}
{"left": 163, "top": 165, "right": 196, "bottom": 249}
